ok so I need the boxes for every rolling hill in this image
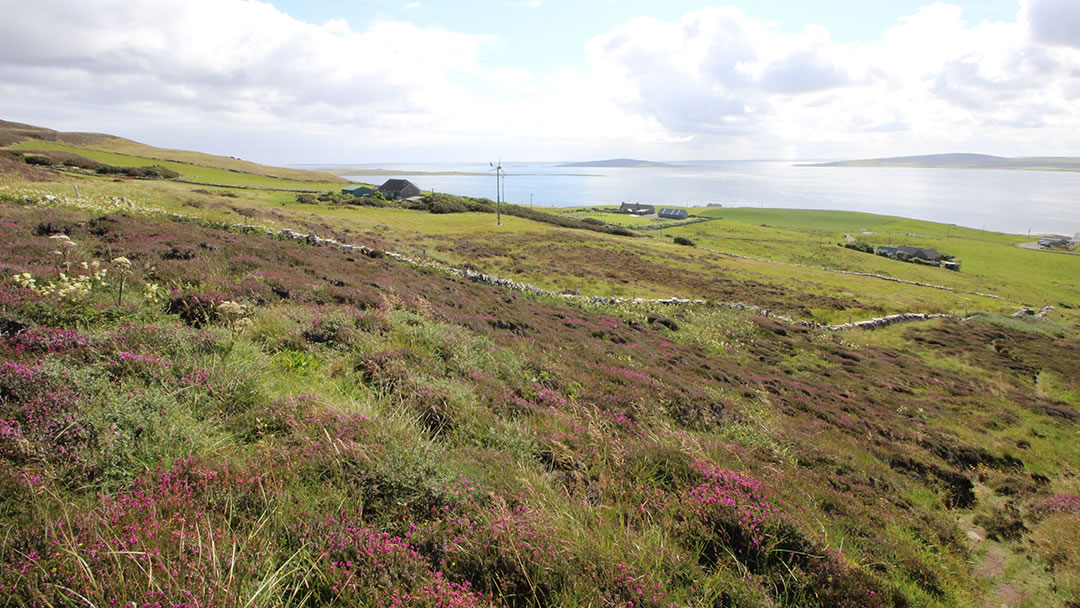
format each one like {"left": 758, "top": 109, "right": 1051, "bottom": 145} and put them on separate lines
{"left": 0, "top": 119, "right": 348, "bottom": 183}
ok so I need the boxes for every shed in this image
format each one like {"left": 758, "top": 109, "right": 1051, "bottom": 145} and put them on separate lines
{"left": 378, "top": 179, "right": 421, "bottom": 200}
{"left": 342, "top": 185, "right": 376, "bottom": 197}
{"left": 619, "top": 202, "right": 655, "bottom": 215}
{"left": 658, "top": 208, "right": 689, "bottom": 220}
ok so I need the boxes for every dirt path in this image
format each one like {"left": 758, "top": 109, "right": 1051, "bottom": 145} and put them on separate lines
{"left": 959, "top": 493, "right": 1027, "bottom": 608}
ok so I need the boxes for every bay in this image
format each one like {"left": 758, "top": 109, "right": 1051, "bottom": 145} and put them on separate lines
{"left": 338, "top": 161, "right": 1080, "bottom": 235}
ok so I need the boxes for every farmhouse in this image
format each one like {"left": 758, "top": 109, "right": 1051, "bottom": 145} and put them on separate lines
{"left": 341, "top": 185, "right": 376, "bottom": 197}
{"left": 658, "top": 208, "right": 689, "bottom": 220}
{"left": 619, "top": 202, "right": 655, "bottom": 215}
{"left": 896, "top": 246, "right": 943, "bottom": 262}
{"left": 378, "top": 179, "right": 421, "bottom": 200}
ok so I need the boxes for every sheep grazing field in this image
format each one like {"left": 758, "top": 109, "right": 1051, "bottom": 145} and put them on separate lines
{"left": 1, "top": 130, "right": 1079, "bottom": 607}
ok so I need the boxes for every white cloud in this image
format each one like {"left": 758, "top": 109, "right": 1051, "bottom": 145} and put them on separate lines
{"left": 584, "top": 8, "right": 865, "bottom": 140}
{"left": 0, "top": 0, "right": 1078, "bottom": 161}
{"left": 0, "top": 0, "right": 487, "bottom": 140}
{"left": 581, "top": 3, "right": 1080, "bottom": 157}
{"left": 1023, "top": 0, "right": 1080, "bottom": 48}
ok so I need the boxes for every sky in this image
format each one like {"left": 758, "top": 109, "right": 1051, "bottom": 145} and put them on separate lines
{"left": 1, "top": 0, "right": 1078, "bottom": 164}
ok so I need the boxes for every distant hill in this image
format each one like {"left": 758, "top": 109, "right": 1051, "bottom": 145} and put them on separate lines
{"left": 0, "top": 119, "right": 347, "bottom": 183}
{"left": 805, "top": 153, "right": 1080, "bottom": 172}
{"left": 558, "top": 158, "right": 674, "bottom": 168}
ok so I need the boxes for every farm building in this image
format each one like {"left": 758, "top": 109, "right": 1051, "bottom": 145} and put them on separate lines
{"left": 896, "top": 246, "right": 943, "bottom": 262}
{"left": 658, "top": 208, "right": 689, "bottom": 220}
{"left": 378, "top": 179, "right": 421, "bottom": 200}
{"left": 619, "top": 202, "right": 655, "bottom": 215}
{"left": 341, "top": 185, "right": 376, "bottom": 197}
{"left": 875, "top": 246, "right": 899, "bottom": 256}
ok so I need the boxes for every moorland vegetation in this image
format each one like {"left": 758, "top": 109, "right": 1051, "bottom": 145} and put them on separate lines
{"left": 0, "top": 122, "right": 1078, "bottom": 607}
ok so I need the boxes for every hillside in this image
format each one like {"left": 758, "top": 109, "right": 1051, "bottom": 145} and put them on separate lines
{"left": 0, "top": 119, "right": 348, "bottom": 184}
{"left": 806, "top": 153, "right": 1080, "bottom": 172}
{"left": 1, "top": 131, "right": 1079, "bottom": 607}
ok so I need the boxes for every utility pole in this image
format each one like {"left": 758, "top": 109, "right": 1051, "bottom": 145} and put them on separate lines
{"left": 491, "top": 161, "right": 503, "bottom": 225}
{"left": 530, "top": 193, "right": 533, "bottom": 208}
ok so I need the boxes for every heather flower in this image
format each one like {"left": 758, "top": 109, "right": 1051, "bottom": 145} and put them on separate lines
{"left": 1030, "top": 495, "right": 1080, "bottom": 522}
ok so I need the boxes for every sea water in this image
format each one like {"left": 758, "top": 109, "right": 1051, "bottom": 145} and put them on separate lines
{"left": 335, "top": 161, "right": 1080, "bottom": 235}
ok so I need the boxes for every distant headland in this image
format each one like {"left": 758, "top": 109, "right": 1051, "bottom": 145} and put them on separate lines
{"left": 802, "top": 153, "right": 1080, "bottom": 173}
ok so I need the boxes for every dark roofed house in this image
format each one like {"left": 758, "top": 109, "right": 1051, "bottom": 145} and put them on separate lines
{"left": 619, "top": 202, "right": 655, "bottom": 215}
{"left": 378, "top": 179, "right": 421, "bottom": 200}
{"left": 896, "top": 246, "right": 943, "bottom": 262}
{"left": 342, "top": 185, "right": 376, "bottom": 197}
{"left": 875, "top": 246, "right": 899, "bottom": 256}
{"left": 658, "top": 208, "right": 689, "bottom": 220}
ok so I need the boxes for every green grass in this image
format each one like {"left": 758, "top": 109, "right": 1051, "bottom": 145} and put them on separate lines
{"left": 5, "top": 140, "right": 348, "bottom": 190}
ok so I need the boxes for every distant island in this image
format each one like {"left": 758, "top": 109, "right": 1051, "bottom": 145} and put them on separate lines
{"left": 317, "top": 168, "right": 599, "bottom": 178}
{"left": 803, "top": 153, "right": 1080, "bottom": 173}
{"left": 558, "top": 158, "right": 674, "bottom": 168}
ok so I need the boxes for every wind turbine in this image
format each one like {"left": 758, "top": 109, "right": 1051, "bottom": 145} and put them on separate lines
{"left": 490, "top": 159, "right": 504, "bottom": 225}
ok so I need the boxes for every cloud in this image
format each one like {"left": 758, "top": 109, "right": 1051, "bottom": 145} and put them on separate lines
{"left": 581, "top": 3, "right": 1080, "bottom": 157}
{"left": 1, "top": 0, "right": 1079, "bottom": 161}
{"left": 1023, "top": 0, "right": 1080, "bottom": 47}
{"left": 585, "top": 9, "right": 859, "bottom": 138}
{"left": 0, "top": 0, "right": 487, "bottom": 130}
